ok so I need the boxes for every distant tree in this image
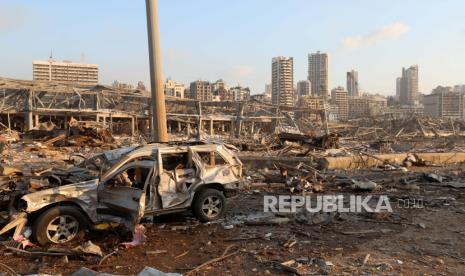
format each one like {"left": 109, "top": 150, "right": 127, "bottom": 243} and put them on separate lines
{"left": 137, "top": 81, "right": 146, "bottom": 91}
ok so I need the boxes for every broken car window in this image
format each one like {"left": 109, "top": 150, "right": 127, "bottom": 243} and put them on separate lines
{"left": 107, "top": 166, "right": 151, "bottom": 189}
{"left": 213, "top": 152, "right": 228, "bottom": 166}
{"left": 161, "top": 152, "right": 189, "bottom": 171}
{"left": 196, "top": 151, "right": 228, "bottom": 167}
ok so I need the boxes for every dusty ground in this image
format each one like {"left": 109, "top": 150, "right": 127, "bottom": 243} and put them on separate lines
{"left": 1, "top": 163, "right": 464, "bottom": 275}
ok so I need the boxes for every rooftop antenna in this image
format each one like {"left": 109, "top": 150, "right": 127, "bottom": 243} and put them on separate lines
{"left": 49, "top": 49, "right": 54, "bottom": 61}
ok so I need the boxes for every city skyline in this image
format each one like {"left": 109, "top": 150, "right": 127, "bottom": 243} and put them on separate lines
{"left": 1, "top": 0, "right": 465, "bottom": 95}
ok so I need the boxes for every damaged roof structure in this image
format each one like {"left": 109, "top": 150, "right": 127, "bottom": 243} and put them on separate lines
{"left": 0, "top": 77, "right": 326, "bottom": 139}
{"left": 0, "top": 77, "right": 149, "bottom": 136}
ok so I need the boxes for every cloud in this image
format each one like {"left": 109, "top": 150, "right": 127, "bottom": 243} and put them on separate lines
{"left": 341, "top": 22, "right": 409, "bottom": 49}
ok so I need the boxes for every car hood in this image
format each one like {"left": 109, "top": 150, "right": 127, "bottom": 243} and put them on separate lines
{"left": 22, "top": 179, "right": 99, "bottom": 215}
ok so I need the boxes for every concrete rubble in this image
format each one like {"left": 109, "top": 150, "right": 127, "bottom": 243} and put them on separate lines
{"left": 0, "top": 78, "right": 464, "bottom": 274}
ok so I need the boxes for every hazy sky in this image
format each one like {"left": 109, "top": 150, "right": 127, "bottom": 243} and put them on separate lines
{"left": 1, "top": 0, "right": 464, "bottom": 96}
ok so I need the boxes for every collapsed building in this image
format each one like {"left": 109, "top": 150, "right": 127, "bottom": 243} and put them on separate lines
{"left": 0, "top": 77, "right": 148, "bottom": 136}
{"left": 0, "top": 77, "right": 326, "bottom": 139}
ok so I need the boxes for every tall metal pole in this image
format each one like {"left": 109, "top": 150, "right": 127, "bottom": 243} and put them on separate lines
{"left": 146, "top": 0, "right": 168, "bottom": 142}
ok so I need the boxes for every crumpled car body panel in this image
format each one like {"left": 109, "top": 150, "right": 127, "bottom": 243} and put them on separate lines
{"left": 22, "top": 179, "right": 99, "bottom": 221}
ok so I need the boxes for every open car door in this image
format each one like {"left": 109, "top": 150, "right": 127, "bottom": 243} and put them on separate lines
{"left": 97, "top": 160, "right": 155, "bottom": 226}
{"left": 157, "top": 150, "right": 195, "bottom": 208}
{"left": 190, "top": 146, "right": 240, "bottom": 184}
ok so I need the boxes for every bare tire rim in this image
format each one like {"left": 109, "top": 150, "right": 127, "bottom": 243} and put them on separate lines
{"left": 46, "top": 215, "right": 79, "bottom": 243}
{"left": 201, "top": 196, "right": 222, "bottom": 218}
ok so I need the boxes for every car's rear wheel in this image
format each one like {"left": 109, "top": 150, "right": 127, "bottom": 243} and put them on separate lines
{"left": 32, "top": 206, "right": 87, "bottom": 245}
{"left": 192, "top": 188, "right": 226, "bottom": 222}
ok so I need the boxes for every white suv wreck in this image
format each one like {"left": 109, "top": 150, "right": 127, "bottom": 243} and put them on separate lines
{"left": 0, "top": 143, "right": 243, "bottom": 245}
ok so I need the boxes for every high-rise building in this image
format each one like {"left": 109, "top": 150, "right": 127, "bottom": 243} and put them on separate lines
{"left": 33, "top": 59, "right": 99, "bottom": 85}
{"left": 424, "top": 86, "right": 465, "bottom": 118}
{"left": 308, "top": 51, "right": 329, "bottom": 98}
{"left": 271, "top": 56, "right": 294, "bottom": 106}
{"left": 189, "top": 81, "right": 212, "bottom": 101}
{"left": 296, "top": 80, "right": 311, "bottom": 98}
{"left": 164, "top": 79, "right": 185, "bottom": 98}
{"left": 396, "top": 77, "right": 401, "bottom": 100}
{"left": 398, "top": 65, "right": 419, "bottom": 106}
{"left": 346, "top": 70, "right": 359, "bottom": 97}
{"left": 331, "top": 87, "right": 349, "bottom": 121}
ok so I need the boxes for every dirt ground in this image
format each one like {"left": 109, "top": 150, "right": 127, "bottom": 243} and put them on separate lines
{"left": 1, "top": 163, "right": 464, "bottom": 275}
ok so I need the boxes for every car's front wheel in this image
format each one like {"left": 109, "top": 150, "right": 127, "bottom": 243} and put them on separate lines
{"left": 32, "top": 206, "right": 87, "bottom": 245}
{"left": 192, "top": 188, "right": 226, "bottom": 222}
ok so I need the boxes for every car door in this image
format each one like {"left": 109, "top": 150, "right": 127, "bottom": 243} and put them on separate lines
{"left": 217, "top": 146, "right": 242, "bottom": 178}
{"left": 157, "top": 150, "right": 193, "bottom": 208}
{"left": 97, "top": 161, "right": 155, "bottom": 224}
{"left": 190, "top": 147, "right": 239, "bottom": 184}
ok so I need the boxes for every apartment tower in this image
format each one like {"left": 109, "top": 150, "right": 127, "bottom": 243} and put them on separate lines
{"left": 399, "top": 65, "right": 419, "bottom": 106}
{"left": 189, "top": 81, "right": 212, "bottom": 101}
{"left": 331, "top": 86, "right": 349, "bottom": 121}
{"left": 271, "top": 56, "right": 294, "bottom": 106}
{"left": 346, "top": 70, "right": 359, "bottom": 97}
{"left": 296, "top": 80, "right": 312, "bottom": 98}
{"left": 308, "top": 51, "right": 329, "bottom": 98}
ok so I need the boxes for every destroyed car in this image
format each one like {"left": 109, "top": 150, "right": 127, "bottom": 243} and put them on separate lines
{"left": 74, "top": 146, "right": 135, "bottom": 172}
{"left": 0, "top": 143, "right": 242, "bottom": 245}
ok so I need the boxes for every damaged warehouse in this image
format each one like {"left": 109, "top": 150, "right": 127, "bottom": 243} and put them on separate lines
{"left": 0, "top": 77, "right": 325, "bottom": 140}
{"left": 0, "top": 77, "right": 149, "bottom": 136}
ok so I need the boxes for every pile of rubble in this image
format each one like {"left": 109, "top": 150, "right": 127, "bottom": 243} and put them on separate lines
{"left": 0, "top": 108, "right": 465, "bottom": 275}
{"left": 23, "top": 120, "right": 115, "bottom": 148}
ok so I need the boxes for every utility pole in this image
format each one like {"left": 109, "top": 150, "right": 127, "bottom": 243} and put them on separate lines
{"left": 146, "top": 0, "right": 168, "bottom": 142}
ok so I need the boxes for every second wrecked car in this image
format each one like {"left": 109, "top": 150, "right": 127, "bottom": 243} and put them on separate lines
{"left": 0, "top": 143, "right": 242, "bottom": 245}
